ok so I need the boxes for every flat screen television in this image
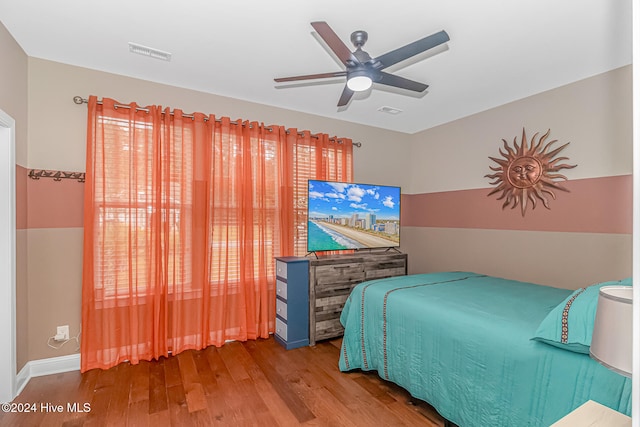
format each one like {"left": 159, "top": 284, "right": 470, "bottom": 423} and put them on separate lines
{"left": 307, "top": 179, "right": 401, "bottom": 252}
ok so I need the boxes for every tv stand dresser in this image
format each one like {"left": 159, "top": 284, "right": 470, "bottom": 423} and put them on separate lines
{"left": 275, "top": 251, "right": 407, "bottom": 348}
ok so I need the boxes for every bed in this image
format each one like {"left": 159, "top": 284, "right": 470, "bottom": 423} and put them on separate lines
{"left": 339, "top": 271, "right": 632, "bottom": 427}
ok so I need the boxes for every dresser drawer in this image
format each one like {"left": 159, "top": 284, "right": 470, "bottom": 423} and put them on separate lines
{"left": 363, "top": 256, "right": 407, "bottom": 280}
{"left": 276, "top": 260, "right": 287, "bottom": 279}
{"left": 314, "top": 263, "right": 365, "bottom": 286}
{"left": 315, "top": 318, "right": 344, "bottom": 342}
{"left": 276, "top": 279, "right": 288, "bottom": 300}
{"left": 275, "top": 318, "right": 287, "bottom": 341}
{"left": 276, "top": 298, "right": 287, "bottom": 321}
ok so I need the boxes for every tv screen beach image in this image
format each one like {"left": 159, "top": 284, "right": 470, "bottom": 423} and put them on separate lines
{"left": 307, "top": 180, "right": 401, "bottom": 251}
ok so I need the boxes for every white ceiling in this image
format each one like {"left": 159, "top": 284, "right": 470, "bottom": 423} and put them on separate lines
{"left": 0, "top": 0, "right": 632, "bottom": 134}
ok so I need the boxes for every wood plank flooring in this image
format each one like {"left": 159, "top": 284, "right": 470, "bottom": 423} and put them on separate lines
{"left": 0, "top": 337, "right": 446, "bottom": 426}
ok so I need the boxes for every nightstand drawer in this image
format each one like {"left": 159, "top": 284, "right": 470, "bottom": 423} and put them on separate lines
{"left": 276, "top": 298, "right": 287, "bottom": 320}
{"left": 276, "top": 279, "right": 288, "bottom": 300}
{"left": 275, "top": 318, "right": 287, "bottom": 341}
{"left": 276, "top": 260, "right": 287, "bottom": 279}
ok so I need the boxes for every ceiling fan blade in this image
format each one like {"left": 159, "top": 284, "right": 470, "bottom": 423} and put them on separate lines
{"left": 311, "top": 21, "right": 359, "bottom": 66}
{"left": 274, "top": 71, "right": 347, "bottom": 83}
{"left": 377, "top": 72, "right": 429, "bottom": 92}
{"left": 373, "top": 30, "right": 450, "bottom": 70}
{"left": 337, "top": 85, "right": 354, "bottom": 107}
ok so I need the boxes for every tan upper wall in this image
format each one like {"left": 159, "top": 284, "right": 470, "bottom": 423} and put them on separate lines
{"left": 0, "top": 21, "right": 27, "bottom": 165}
{"left": 27, "top": 58, "right": 411, "bottom": 187}
{"left": 405, "top": 65, "right": 632, "bottom": 194}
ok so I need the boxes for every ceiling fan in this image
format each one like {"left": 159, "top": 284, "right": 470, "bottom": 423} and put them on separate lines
{"left": 274, "top": 21, "right": 450, "bottom": 107}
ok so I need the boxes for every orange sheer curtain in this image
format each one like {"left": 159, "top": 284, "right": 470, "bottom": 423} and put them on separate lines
{"left": 81, "top": 96, "right": 353, "bottom": 371}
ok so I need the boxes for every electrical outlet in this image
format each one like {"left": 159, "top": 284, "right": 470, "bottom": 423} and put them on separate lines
{"left": 56, "top": 325, "right": 69, "bottom": 341}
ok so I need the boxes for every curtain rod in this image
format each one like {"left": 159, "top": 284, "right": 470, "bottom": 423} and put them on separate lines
{"left": 73, "top": 96, "right": 362, "bottom": 148}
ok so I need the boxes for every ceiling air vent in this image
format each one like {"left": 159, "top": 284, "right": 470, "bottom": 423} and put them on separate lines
{"left": 128, "top": 42, "right": 172, "bottom": 61}
{"left": 377, "top": 106, "right": 403, "bottom": 115}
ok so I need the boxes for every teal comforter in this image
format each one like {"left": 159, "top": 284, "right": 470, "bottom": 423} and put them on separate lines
{"left": 339, "top": 272, "right": 631, "bottom": 427}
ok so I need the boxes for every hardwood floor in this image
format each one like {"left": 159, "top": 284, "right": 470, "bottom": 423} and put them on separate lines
{"left": 1, "top": 338, "right": 446, "bottom": 426}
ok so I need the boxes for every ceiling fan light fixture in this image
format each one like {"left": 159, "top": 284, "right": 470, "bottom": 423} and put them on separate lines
{"left": 346, "top": 71, "right": 373, "bottom": 92}
{"left": 275, "top": 22, "right": 450, "bottom": 107}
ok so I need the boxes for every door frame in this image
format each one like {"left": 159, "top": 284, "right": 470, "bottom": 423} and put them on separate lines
{"left": 0, "top": 108, "right": 17, "bottom": 403}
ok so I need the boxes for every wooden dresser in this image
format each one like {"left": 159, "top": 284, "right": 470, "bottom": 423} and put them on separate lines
{"left": 308, "top": 251, "right": 407, "bottom": 345}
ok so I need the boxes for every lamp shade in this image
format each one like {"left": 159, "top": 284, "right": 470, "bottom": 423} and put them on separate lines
{"left": 589, "top": 286, "right": 633, "bottom": 377}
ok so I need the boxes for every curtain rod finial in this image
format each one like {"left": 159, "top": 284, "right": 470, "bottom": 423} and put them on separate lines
{"left": 73, "top": 96, "right": 85, "bottom": 105}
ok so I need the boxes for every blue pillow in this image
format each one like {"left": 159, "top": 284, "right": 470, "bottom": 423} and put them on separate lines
{"left": 532, "top": 278, "right": 632, "bottom": 353}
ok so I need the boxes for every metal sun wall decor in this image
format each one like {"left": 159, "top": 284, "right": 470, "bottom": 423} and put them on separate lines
{"left": 485, "top": 128, "right": 577, "bottom": 216}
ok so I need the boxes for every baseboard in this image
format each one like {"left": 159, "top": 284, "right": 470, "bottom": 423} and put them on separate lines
{"left": 15, "top": 354, "right": 80, "bottom": 396}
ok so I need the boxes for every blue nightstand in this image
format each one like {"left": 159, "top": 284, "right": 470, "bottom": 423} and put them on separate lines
{"left": 274, "top": 257, "right": 310, "bottom": 349}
